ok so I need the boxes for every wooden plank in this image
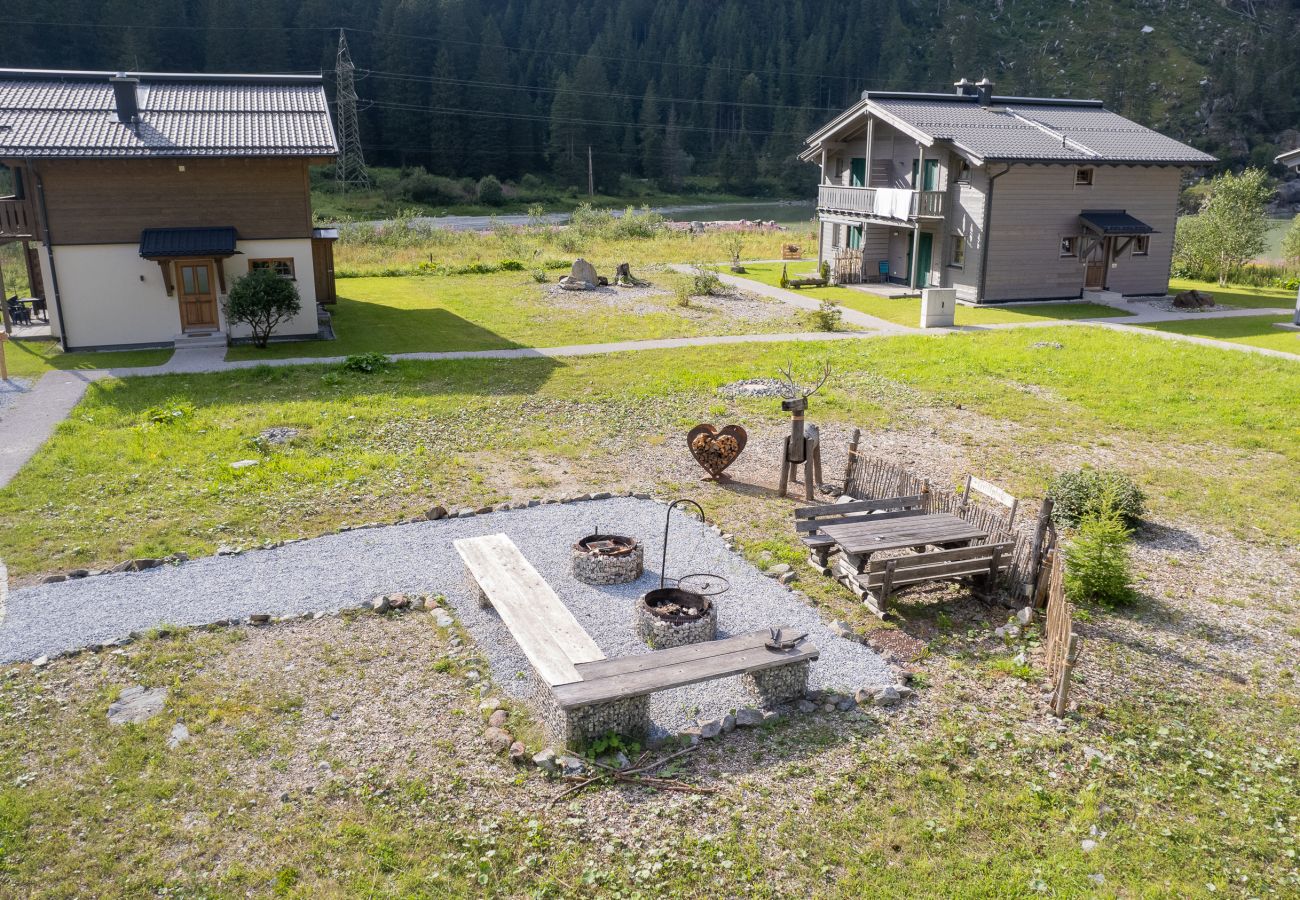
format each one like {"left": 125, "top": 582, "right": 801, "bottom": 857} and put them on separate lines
{"left": 554, "top": 641, "right": 820, "bottom": 709}
{"left": 454, "top": 534, "right": 605, "bottom": 687}
{"left": 794, "top": 495, "right": 924, "bottom": 518}
{"left": 865, "top": 541, "right": 1015, "bottom": 572}
{"left": 794, "top": 506, "right": 926, "bottom": 533}
{"left": 861, "top": 558, "right": 1005, "bottom": 589}
{"left": 967, "top": 476, "right": 1015, "bottom": 509}
{"left": 573, "top": 629, "right": 780, "bottom": 680}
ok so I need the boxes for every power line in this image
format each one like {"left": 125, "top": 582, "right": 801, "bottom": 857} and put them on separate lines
{"left": 334, "top": 29, "right": 370, "bottom": 191}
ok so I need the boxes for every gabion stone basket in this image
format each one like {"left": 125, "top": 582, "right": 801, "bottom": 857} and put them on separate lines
{"left": 635, "top": 587, "right": 718, "bottom": 649}
{"left": 571, "top": 534, "right": 643, "bottom": 585}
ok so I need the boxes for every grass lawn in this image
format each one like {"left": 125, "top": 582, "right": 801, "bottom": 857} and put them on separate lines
{"left": 225, "top": 272, "right": 816, "bottom": 362}
{"left": 737, "top": 263, "right": 1131, "bottom": 326}
{"left": 1, "top": 339, "right": 172, "bottom": 379}
{"left": 3, "top": 325, "right": 1296, "bottom": 580}
{"left": 1169, "top": 277, "right": 1297, "bottom": 310}
{"left": 1139, "top": 314, "right": 1300, "bottom": 354}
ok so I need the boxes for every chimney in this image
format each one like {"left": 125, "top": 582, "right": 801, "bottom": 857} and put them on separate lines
{"left": 110, "top": 74, "right": 140, "bottom": 125}
{"left": 954, "top": 78, "right": 974, "bottom": 97}
{"left": 975, "top": 77, "right": 994, "bottom": 106}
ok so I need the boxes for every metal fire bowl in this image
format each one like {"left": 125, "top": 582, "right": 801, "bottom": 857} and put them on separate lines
{"left": 640, "top": 587, "right": 712, "bottom": 624}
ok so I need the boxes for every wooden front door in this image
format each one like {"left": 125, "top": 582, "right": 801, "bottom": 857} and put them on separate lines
{"left": 1083, "top": 237, "right": 1110, "bottom": 290}
{"left": 311, "top": 237, "right": 336, "bottom": 304}
{"left": 175, "top": 260, "right": 219, "bottom": 332}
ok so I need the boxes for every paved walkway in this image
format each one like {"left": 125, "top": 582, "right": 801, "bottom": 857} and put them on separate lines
{"left": 0, "top": 369, "right": 105, "bottom": 488}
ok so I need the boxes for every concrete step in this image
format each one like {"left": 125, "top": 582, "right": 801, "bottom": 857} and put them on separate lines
{"left": 1081, "top": 289, "right": 1125, "bottom": 304}
{"left": 172, "top": 332, "right": 227, "bottom": 350}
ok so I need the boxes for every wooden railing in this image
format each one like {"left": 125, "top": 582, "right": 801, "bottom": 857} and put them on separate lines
{"left": 817, "top": 185, "right": 946, "bottom": 220}
{"left": 0, "top": 198, "right": 35, "bottom": 239}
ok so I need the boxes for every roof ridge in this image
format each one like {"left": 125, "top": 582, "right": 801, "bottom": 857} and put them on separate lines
{"left": 1002, "top": 107, "right": 1101, "bottom": 158}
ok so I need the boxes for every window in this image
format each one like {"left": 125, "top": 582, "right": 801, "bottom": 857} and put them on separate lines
{"left": 1060, "top": 236, "right": 1078, "bottom": 257}
{"left": 954, "top": 158, "right": 971, "bottom": 184}
{"left": 250, "top": 257, "right": 295, "bottom": 279}
{"left": 1074, "top": 167, "right": 1094, "bottom": 186}
{"left": 1132, "top": 235, "right": 1150, "bottom": 256}
{"left": 831, "top": 224, "right": 841, "bottom": 249}
{"left": 950, "top": 234, "right": 966, "bottom": 268}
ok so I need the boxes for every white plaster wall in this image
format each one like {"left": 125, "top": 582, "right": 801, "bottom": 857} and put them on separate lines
{"left": 221, "top": 238, "right": 318, "bottom": 342}
{"left": 48, "top": 244, "right": 180, "bottom": 349}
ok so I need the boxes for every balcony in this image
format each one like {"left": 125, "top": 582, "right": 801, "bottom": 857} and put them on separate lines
{"left": 817, "top": 185, "right": 945, "bottom": 222}
{"left": 0, "top": 197, "right": 36, "bottom": 241}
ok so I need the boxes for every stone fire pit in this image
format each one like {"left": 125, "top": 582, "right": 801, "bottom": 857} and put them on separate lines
{"left": 572, "top": 533, "right": 643, "bottom": 585}
{"left": 635, "top": 586, "right": 718, "bottom": 649}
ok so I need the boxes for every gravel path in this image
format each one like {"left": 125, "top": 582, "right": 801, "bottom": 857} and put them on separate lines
{"left": 0, "top": 498, "right": 892, "bottom": 735}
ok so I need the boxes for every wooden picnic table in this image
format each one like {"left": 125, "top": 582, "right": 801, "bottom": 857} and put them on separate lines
{"left": 820, "top": 512, "right": 989, "bottom": 573}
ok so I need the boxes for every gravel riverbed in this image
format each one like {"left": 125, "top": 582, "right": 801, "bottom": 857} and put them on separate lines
{"left": 0, "top": 498, "right": 892, "bottom": 736}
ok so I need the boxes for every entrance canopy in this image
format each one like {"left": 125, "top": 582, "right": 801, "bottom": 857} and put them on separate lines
{"left": 1078, "top": 210, "right": 1155, "bottom": 237}
{"left": 139, "top": 226, "right": 238, "bottom": 259}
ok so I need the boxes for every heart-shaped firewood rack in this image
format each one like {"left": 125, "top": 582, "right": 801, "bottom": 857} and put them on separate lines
{"left": 686, "top": 424, "right": 748, "bottom": 480}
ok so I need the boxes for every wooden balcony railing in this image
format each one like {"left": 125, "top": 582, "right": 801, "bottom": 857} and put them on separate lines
{"left": 817, "top": 185, "right": 947, "bottom": 221}
{"left": 0, "top": 197, "right": 35, "bottom": 240}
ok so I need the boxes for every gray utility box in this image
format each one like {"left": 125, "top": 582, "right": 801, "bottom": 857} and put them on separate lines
{"left": 920, "top": 288, "right": 956, "bottom": 328}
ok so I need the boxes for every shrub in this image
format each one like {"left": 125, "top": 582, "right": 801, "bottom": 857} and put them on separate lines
{"left": 1064, "top": 498, "right": 1136, "bottom": 608}
{"left": 398, "top": 169, "right": 466, "bottom": 205}
{"left": 692, "top": 264, "right": 723, "bottom": 296}
{"left": 810, "top": 298, "right": 842, "bottom": 331}
{"left": 819, "top": 260, "right": 831, "bottom": 281}
{"left": 672, "top": 275, "right": 694, "bottom": 307}
{"left": 223, "top": 268, "right": 302, "bottom": 348}
{"left": 497, "top": 259, "right": 525, "bottom": 271}
{"left": 476, "top": 174, "right": 505, "bottom": 207}
{"left": 530, "top": 268, "right": 548, "bottom": 283}
{"left": 342, "top": 352, "right": 392, "bottom": 374}
{"left": 1046, "top": 467, "right": 1145, "bottom": 527}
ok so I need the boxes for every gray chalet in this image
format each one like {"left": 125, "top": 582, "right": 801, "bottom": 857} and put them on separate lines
{"left": 801, "top": 78, "right": 1216, "bottom": 303}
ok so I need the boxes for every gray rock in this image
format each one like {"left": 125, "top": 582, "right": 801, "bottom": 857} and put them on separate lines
{"left": 166, "top": 722, "right": 190, "bottom": 749}
{"left": 596, "top": 750, "right": 630, "bottom": 770}
{"left": 32, "top": 655, "right": 49, "bottom": 667}
{"left": 734, "top": 708, "right": 765, "bottom": 727}
{"left": 41, "top": 574, "right": 67, "bottom": 584}
{"left": 479, "top": 698, "right": 502, "bottom": 716}
{"left": 698, "top": 719, "right": 723, "bottom": 739}
{"left": 509, "top": 741, "right": 529, "bottom": 765}
{"left": 994, "top": 624, "right": 1021, "bottom": 640}
{"left": 895, "top": 685, "right": 914, "bottom": 700}
{"left": 1080, "top": 839, "right": 1098, "bottom": 853}
{"left": 822, "top": 702, "right": 836, "bottom": 713}
{"left": 836, "top": 697, "right": 856, "bottom": 712}
{"left": 229, "top": 459, "right": 260, "bottom": 470}
{"left": 488, "top": 709, "right": 508, "bottom": 728}
{"left": 761, "top": 710, "right": 781, "bottom": 724}
{"left": 111, "top": 560, "right": 135, "bottom": 572}
{"left": 409, "top": 596, "right": 426, "bottom": 612}
{"left": 721, "top": 713, "right": 736, "bottom": 733}
{"left": 107, "top": 686, "right": 168, "bottom": 725}
{"left": 464, "top": 670, "right": 481, "bottom": 683}
{"left": 828, "top": 619, "right": 856, "bottom": 639}
{"left": 215, "top": 546, "right": 238, "bottom": 557}
{"left": 796, "top": 699, "right": 817, "bottom": 714}
{"left": 67, "top": 569, "right": 90, "bottom": 579}
{"left": 1016, "top": 607, "right": 1035, "bottom": 626}
{"left": 483, "top": 726, "right": 513, "bottom": 752}
{"left": 433, "top": 610, "right": 454, "bottom": 628}
{"left": 570, "top": 258, "right": 599, "bottom": 285}
{"left": 248, "top": 613, "right": 271, "bottom": 625}
{"left": 426, "top": 505, "right": 448, "bottom": 520}
{"left": 778, "top": 571, "right": 798, "bottom": 586}
{"left": 532, "top": 748, "right": 558, "bottom": 775}
{"left": 131, "top": 558, "right": 162, "bottom": 572}
{"left": 873, "top": 685, "right": 902, "bottom": 707}
{"left": 370, "top": 595, "right": 390, "bottom": 614}
{"left": 559, "top": 754, "right": 585, "bottom": 776}
{"left": 765, "top": 563, "right": 792, "bottom": 577}
{"left": 678, "top": 725, "right": 703, "bottom": 746}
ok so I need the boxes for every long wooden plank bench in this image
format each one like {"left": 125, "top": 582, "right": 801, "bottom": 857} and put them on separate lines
{"left": 843, "top": 540, "right": 1015, "bottom": 617}
{"left": 454, "top": 533, "right": 606, "bottom": 687}
{"left": 456, "top": 534, "right": 819, "bottom": 748}
{"left": 794, "top": 494, "right": 927, "bottom": 574}
{"left": 550, "top": 628, "right": 819, "bottom": 747}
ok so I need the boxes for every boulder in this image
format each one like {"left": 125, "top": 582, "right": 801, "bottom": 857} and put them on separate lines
{"left": 509, "top": 741, "right": 529, "bottom": 765}
{"left": 570, "top": 258, "right": 599, "bottom": 285}
{"left": 734, "top": 708, "right": 765, "bottom": 728}
{"left": 107, "top": 686, "right": 168, "bottom": 725}
{"left": 532, "top": 748, "right": 559, "bottom": 775}
{"left": 698, "top": 719, "right": 723, "bottom": 739}
{"left": 483, "top": 726, "right": 513, "bottom": 752}
{"left": 873, "top": 686, "right": 902, "bottom": 707}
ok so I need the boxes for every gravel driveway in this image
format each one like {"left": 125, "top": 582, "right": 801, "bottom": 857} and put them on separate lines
{"left": 0, "top": 499, "right": 891, "bottom": 734}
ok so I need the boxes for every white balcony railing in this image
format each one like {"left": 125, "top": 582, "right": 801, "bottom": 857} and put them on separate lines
{"left": 817, "top": 185, "right": 945, "bottom": 221}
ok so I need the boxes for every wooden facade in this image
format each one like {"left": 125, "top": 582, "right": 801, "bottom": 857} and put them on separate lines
{"left": 26, "top": 157, "right": 314, "bottom": 246}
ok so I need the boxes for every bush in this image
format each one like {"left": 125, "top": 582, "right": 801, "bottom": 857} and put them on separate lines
{"left": 810, "top": 298, "right": 842, "bottom": 331}
{"left": 691, "top": 264, "right": 723, "bottom": 296}
{"left": 671, "top": 275, "right": 694, "bottom": 307}
{"left": 342, "top": 352, "right": 392, "bottom": 373}
{"left": 819, "top": 260, "right": 830, "bottom": 281}
{"left": 397, "top": 169, "right": 466, "bottom": 206}
{"left": 223, "top": 268, "right": 302, "bottom": 348}
{"left": 1064, "top": 498, "right": 1136, "bottom": 608}
{"left": 1046, "top": 467, "right": 1145, "bottom": 527}
{"left": 476, "top": 174, "right": 505, "bottom": 207}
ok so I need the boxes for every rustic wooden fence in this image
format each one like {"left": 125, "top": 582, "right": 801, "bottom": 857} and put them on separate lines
{"left": 1042, "top": 550, "right": 1082, "bottom": 717}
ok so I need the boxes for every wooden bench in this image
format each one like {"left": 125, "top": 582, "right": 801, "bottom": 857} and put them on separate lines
{"left": 849, "top": 541, "right": 1015, "bottom": 617}
{"left": 454, "top": 533, "right": 606, "bottom": 687}
{"left": 550, "top": 628, "right": 819, "bottom": 747}
{"left": 457, "top": 534, "right": 818, "bottom": 747}
{"left": 794, "top": 495, "right": 927, "bottom": 574}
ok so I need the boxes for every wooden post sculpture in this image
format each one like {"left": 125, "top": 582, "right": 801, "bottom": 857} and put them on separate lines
{"left": 776, "top": 361, "right": 830, "bottom": 500}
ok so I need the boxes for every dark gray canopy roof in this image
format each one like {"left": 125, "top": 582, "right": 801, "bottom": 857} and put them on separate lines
{"left": 0, "top": 69, "right": 338, "bottom": 159}
{"left": 140, "top": 226, "right": 238, "bottom": 258}
{"left": 1079, "top": 210, "right": 1156, "bottom": 236}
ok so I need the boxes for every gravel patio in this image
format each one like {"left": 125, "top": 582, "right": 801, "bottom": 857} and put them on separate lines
{"left": 0, "top": 497, "right": 893, "bottom": 736}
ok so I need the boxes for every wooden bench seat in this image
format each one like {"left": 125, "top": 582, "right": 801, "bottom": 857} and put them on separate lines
{"left": 794, "top": 495, "right": 926, "bottom": 573}
{"left": 453, "top": 533, "right": 605, "bottom": 687}
{"left": 847, "top": 541, "right": 1014, "bottom": 617}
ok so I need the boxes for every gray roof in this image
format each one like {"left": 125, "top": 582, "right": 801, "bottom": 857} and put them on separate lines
{"left": 0, "top": 69, "right": 338, "bottom": 159}
{"left": 1278, "top": 147, "right": 1300, "bottom": 169}
{"left": 808, "top": 92, "right": 1215, "bottom": 166}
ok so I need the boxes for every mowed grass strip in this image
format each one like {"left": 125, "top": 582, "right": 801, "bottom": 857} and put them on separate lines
{"left": 224, "top": 272, "right": 810, "bottom": 361}
{"left": 1, "top": 326, "right": 1296, "bottom": 578}
{"left": 1168, "top": 277, "right": 1298, "bottom": 310}
{"left": 1138, "top": 314, "right": 1300, "bottom": 354}
{"left": 0, "top": 339, "right": 171, "bottom": 379}
{"left": 735, "top": 262, "right": 1132, "bottom": 326}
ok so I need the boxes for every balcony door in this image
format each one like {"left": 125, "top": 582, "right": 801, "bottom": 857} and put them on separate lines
{"left": 176, "top": 260, "right": 219, "bottom": 332}
{"left": 850, "top": 158, "right": 866, "bottom": 187}
{"left": 911, "top": 158, "right": 940, "bottom": 191}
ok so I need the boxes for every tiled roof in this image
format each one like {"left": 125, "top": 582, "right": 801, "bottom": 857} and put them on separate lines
{"left": 0, "top": 69, "right": 338, "bottom": 158}
{"left": 814, "top": 92, "right": 1216, "bottom": 166}
{"left": 139, "top": 226, "right": 239, "bottom": 258}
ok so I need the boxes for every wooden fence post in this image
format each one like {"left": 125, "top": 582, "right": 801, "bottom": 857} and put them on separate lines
{"left": 1052, "top": 634, "right": 1082, "bottom": 717}
{"left": 0, "top": 331, "right": 8, "bottom": 381}
{"left": 841, "top": 427, "right": 861, "bottom": 490}
{"left": 1028, "top": 498, "right": 1055, "bottom": 603}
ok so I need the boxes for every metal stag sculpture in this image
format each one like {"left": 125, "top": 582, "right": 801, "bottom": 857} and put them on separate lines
{"left": 776, "top": 361, "right": 830, "bottom": 500}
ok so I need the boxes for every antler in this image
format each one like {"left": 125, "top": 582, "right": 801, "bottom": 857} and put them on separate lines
{"left": 777, "top": 360, "right": 800, "bottom": 399}
{"left": 801, "top": 361, "right": 832, "bottom": 399}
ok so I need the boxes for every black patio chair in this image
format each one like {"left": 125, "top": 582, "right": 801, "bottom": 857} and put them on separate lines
{"left": 29, "top": 296, "right": 47, "bottom": 321}
{"left": 6, "top": 295, "right": 31, "bottom": 326}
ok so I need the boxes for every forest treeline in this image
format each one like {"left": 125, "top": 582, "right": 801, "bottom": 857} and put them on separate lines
{"left": 1, "top": 0, "right": 1298, "bottom": 195}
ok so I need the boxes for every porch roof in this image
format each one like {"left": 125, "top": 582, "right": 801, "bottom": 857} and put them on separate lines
{"left": 139, "top": 226, "right": 238, "bottom": 258}
{"left": 1078, "top": 210, "right": 1155, "bottom": 236}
